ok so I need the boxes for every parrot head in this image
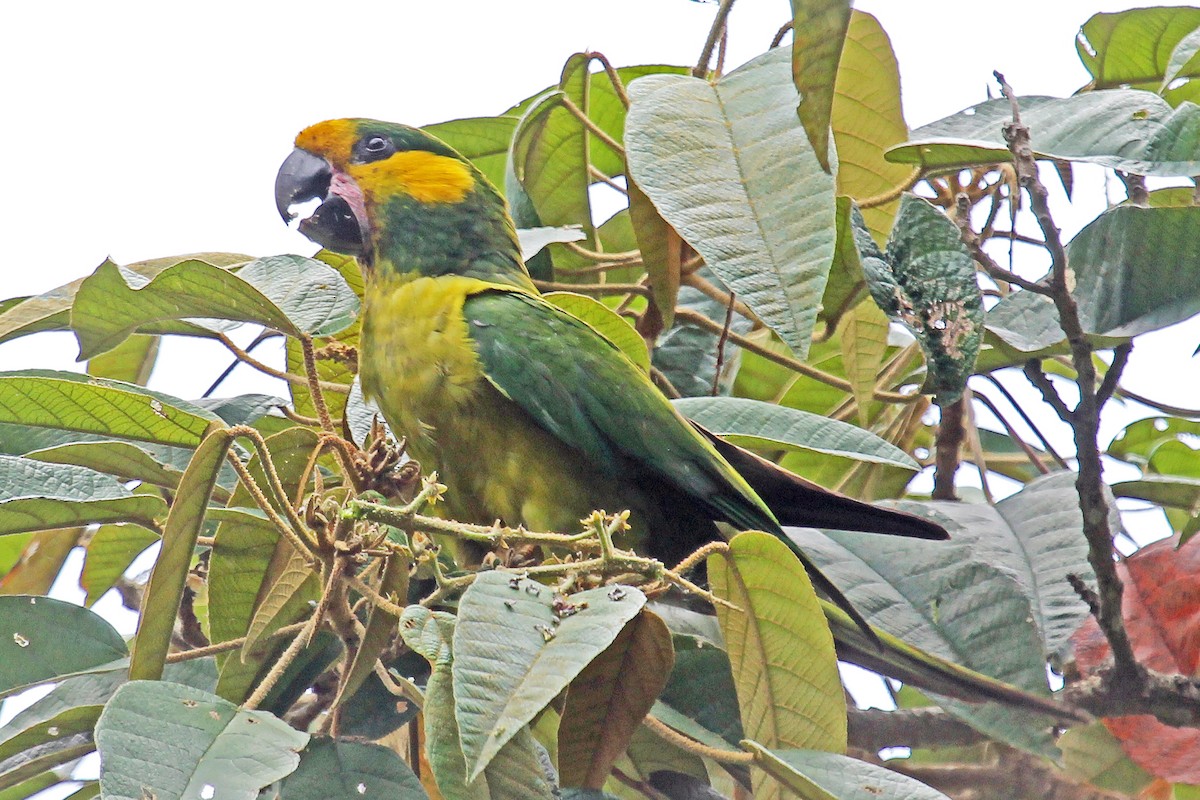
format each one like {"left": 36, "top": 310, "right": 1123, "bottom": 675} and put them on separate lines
{"left": 276, "top": 119, "right": 529, "bottom": 287}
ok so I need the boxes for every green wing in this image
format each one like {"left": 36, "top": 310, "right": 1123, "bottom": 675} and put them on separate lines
{"left": 462, "top": 289, "right": 777, "bottom": 534}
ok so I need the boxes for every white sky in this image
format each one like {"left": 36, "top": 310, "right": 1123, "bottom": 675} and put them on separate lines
{"left": 1, "top": 2, "right": 1198, "bottom": 784}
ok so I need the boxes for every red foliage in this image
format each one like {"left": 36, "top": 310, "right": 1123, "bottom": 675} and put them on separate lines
{"left": 1071, "top": 536, "right": 1200, "bottom": 783}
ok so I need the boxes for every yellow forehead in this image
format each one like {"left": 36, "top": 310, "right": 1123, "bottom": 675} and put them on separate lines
{"left": 294, "top": 119, "right": 360, "bottom": 166}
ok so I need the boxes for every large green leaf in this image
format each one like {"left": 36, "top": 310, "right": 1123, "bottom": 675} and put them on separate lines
{"left": 0, "top": 253, "right": 250, "bottom": 347}
{"left": 862, "top": 195, "right": 983, "bottom": 404}
{"left": 0, "top": 596, "right": 127, "bottom": 698}
{"left": 1077, "top": 7, "right": 1200, "bottom": 104}
{"left": 790, "top": 0, "right": 852, "bottom": 172}
{"left": 399, "top": 606, "right": 556, "bottom": 800}
{"left": 27, "top": 440, "right": 184, "bottom": 490}
{"left": 72, "top": 254, "right": 358, "bottom": 359}
{"left": 674, "top": 395, "right": 918, "bottom": 470}
{"left": 987, "top": 205, "right": 1200, "bottom": 351}
{"left": 95, "top": 681, "right": 309, "bottom": 800}
{"left": 989, "top": 473, "right": 1103, "bottom": 657}
{"left": 130, "top": 428, "right": 235, "bottom": 682}
{"left": 451, "top": 573, "right": 646, "bottom": 779}
{"left": 0, "top": 455, "right": 166, "bottom": 535}
{"left": 87, "top": 333, "right": 159, "bottom": 385}
{"left": 708, "top": 532, "right": 845, "bottom": 800}
{"left": 788, "top": 524, "right": 1056, "bottom": 754}
{"left": 0, "top": 371, "right": 219, "bottom": 448}
{"left": 887, "top": 90, "right": 1200, "bottom": 177}
{"left": 744, "top": 744, "right": 952, "bottom": 800}
{"left": 279, "top": 738, "right": 428, "bottom": 799}
{"left": 627, "top": 46, "right": 836, "bottom": 359}
{"left": 832, "top": 11, "right": 910, "bottom": 244}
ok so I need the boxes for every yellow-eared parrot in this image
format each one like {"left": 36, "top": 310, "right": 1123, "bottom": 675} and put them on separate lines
{"left": 274, "top": 119, "right": 947, "bottom": 633}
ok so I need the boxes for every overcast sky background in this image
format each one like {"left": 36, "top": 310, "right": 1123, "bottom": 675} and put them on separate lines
{"left": 2, "top": 1, "right": 1198, "bottom": 783}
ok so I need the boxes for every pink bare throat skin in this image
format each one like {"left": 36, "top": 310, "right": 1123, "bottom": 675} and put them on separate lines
{"left": 330, "top": 170, "right": 371, "bottom": 238}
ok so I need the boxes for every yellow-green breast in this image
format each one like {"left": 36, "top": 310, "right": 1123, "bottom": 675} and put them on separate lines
{"left": 359, "top": 273, "right": 651, "bottom": 535}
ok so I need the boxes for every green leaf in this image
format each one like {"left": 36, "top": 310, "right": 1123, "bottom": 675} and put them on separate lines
{"left": 708, "top": 534, "right": 846, "bottom": 769}
{"left": 1113, "top": 475, "right": 1200, "bottom": 513}
{"left": 658, "top": 634, "right": 742, "bottom": 747}
{"left": 790, "top": 0, "right": 852, "bottom": 172}
{"left": 832, "top": 11, "right": 911, "bottom": 243}
{"left": 887, "top": 90, "right": 1200, "bottom": 177}
{"left": 95, "top": 681, "right": 309, "bottom": 800}
{"left": 0, "top": 705, "right": 101, "bottom": 764}
{"left": 242, "top": 546, "right": 319, "bottom": 658}
{"left": 130, "top": 428, "right": 235, "bottom": 682}
{"left": 0, "top": 253, "right": 251, "bottom": 347}
{"left": 1077, "top": 7, "right": 1200, "bottom": 100}
{"left": 673, "top": 396, "right": 919, "bottom": 470}
{"left": 627, "top": 47, "right": 836, "bottom": 359}
{"left": 558, "top": 610, "right": 674, "bottom": 788}
{"left": 1108, "top": 415, "right": 1200, "bottom": 464}
{"left": 80, "top": 524, "right": 159, "bottom": 605}
{"left": 0, "top": 528, "right": 80, "bottom": 596}
{"left": 788, "top": 525, "right": 1057, "bottom": 754}
{"left": 507, "top": 89, "right": 595, "bottom": 257}
{"left": 545, "top": 292, "right": 650, "bottom": 373}
{"left": 27, "top": 439, "right": 184, "bottom": 489}
{"left": 1059, "top": 722, "right": 1155, "bottom": 796}
{"left": 627, "top": 176, "right": 682, "bottom": 330}
{"left": 864, "top": 194, "right": 983, "bottom": 404}
{"left": 87, "top": 333, "right": 159, "bottom": 385}
{"left": 839, "top": 299, "right": 890, "bottom": 427}
{"left": 399, "top": 606, "right": 556, "bottom": 800}
{"left": 424, "top": 116, "right": 519, "bottom": 192}
{"left": 989, "top": 473, "right": 1103, "bottom": 656}
{"left": 279, "top": 737, "right": 428, "bottom": 799}
{"left": 988, "top": 205, "right": 1200, "bottom": 351}
{"left": 0, "top": 371, "right": 219, "bottom": 448}
{"left": 744, "top": 743, "right": 952, "bottom": 800}
{"left": 72, "top": 254, "right": 358, "bottom": 360}
{"left": 0, "top": 596, "right": 127, "bottom": 698}
{"left": 0, "top": 455, "right": 166, "bottom": 535}
{"left": 452, "top": 573, "right": 646, "bottom": 779}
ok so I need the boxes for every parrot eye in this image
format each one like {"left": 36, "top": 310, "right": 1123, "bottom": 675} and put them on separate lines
{"left": 354, "top": 135, "right": 396, "bottom": 163}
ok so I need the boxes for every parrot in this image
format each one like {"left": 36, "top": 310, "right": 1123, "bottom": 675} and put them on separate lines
{"left": 271, "top": 119, "right": 1090, "bottom": 719}
{"left": 273, "top": 118, "right": 946, "bottom": 626}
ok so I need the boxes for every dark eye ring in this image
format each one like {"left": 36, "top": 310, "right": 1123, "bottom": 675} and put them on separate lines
{"left": 365, "top": 136, "right": 389, "bottom": 153}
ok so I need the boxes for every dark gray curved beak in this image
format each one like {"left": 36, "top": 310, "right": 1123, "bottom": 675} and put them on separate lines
{"left": 275, "top": 148, "right": 332, "bottom": 222}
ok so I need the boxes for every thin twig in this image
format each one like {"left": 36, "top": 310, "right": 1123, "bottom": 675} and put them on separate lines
{"left": 215, "top": 332, "right": 349, "bottom": 394}
{"left": 682, "top": 271, "right": 761, "bottom": 324}
{"left": 300, "top": 334, "right": 335, "bottom": 433}
{"left": 559, "top": 95, "right": 625, "bottom": 158}
{"left": 770, "top": 19, "right": 793, "bottom": 49}
{"left": 533, "top": 280, "right": 652, "bottom": 297}
{"left": 711, "top": 290, "right": 736, "bottom": 396}
{"left": 226, "top": 453, "right": 316, "bottom": 558}
{"left": 970, "top": 389, "right": 1050, "bottom": 475}
{"left": 1022, "top": 359, "right": 1073, "bottom": 424}
{"left": 980, "top": 373, "right": 1069, "bottom": 468}
{"left": 587, "top": 165, "right": 629, "bottom": 195}
{"left": 587, "top": 51, "right": 630, "bottom": 108}
{"left": 644, "top": 714, "right": 753, "bottom": 764}
{"left": 693, "top": 0, "right": 736, "bottom": 77}
{"left": 1096, "top": 342, "right": 1132, "bottom": 407}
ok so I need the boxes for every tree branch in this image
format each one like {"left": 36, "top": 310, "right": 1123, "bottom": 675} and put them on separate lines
{"left": 996, "top": 71, "right": 1140, "bottom": 684}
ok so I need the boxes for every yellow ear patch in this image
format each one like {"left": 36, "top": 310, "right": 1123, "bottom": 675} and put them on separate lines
{"left": 351, "top": 151, "right": 476, "bottom": 205}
